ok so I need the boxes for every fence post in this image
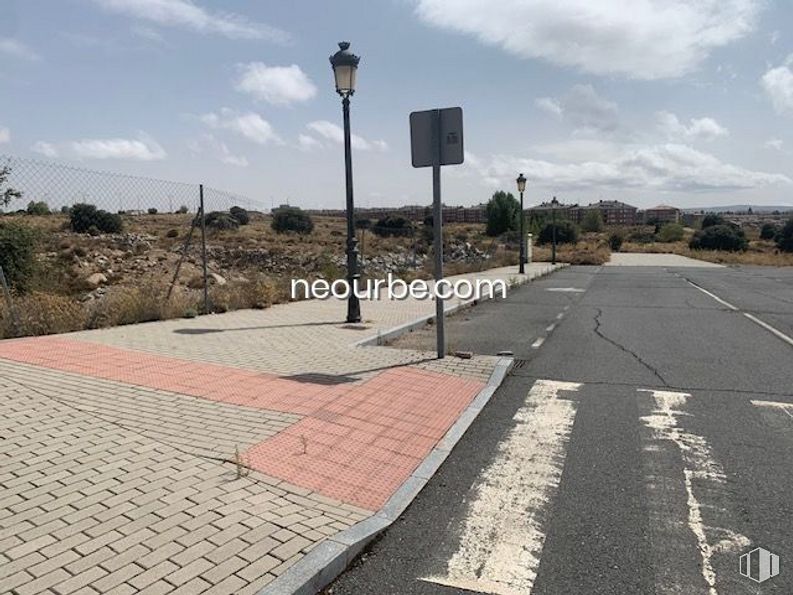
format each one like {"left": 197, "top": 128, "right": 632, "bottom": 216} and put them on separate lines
{"left": 0, "top": 265, "right": 20, "bottom": 335}
{"left": 199, "top": 184, "right": 209, "bottom": 314}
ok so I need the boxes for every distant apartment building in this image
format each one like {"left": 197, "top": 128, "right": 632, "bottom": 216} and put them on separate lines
{"left": 306, "top": 204, "right": 487, "bottom": 224}
{"left": 527, "top": 199, "right": 639, "bottom": 226}
{"left": 644, "top": 204, "right": 681, "bottom": 224}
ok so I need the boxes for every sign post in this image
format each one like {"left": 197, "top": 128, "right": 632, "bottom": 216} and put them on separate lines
{"left": 410, "top": 107, "right": 464, "bottom": 359}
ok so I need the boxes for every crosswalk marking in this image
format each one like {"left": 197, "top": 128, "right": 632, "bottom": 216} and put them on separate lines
{"left": 639, "top": 389, "right": 749, "bottom": 595}
{"left": 420, "top": 379, "right": 581, "bottom": 595}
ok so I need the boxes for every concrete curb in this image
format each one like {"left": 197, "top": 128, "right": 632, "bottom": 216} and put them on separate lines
{"left": 259, "top": 356, "right": 515, "bottom": 595}
{"left": 354, "top": 263, "right": 566, "bottom": 347}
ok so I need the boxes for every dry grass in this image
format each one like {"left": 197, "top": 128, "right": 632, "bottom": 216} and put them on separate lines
{"left": 1, "top": 292, "right": 85, "bottom": 338}
{"left": 533, "top": 241, "right": 611, "bottom": 265}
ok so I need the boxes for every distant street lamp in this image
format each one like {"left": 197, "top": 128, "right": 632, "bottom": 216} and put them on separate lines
{"left": 516, "top": 173, "right": 527, "bottom": 274}
{"left": 330, "top": 41, "right": 361, "bottom": 323}
{"left": 550, "top": 196, "right": 559, "bottom": 265}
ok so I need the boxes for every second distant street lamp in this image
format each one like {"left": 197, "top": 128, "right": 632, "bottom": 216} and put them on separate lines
{"left": 330, "top": 41, "right": 361, "bottom": 323}
{"left": 550, "top": 195, "right": 559, "bottom": 265}
{"left": 516, "top": 173, "right": 527, "bottom": 274}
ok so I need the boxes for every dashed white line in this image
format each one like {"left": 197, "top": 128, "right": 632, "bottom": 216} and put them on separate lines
{"left": 546, "top": 324, "right": 556, "bottom": 333}
{"left": 531, "top": 337, "right": 545, "bottom": 349}
{"left": 421, "top": 380, "right": 581, "bottom": 595}
{"left": 556, "top": 313, "right": 564, "bottom": 320}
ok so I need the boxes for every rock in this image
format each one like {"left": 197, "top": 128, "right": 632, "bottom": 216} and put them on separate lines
{"left": 209, "top": 272, "right": 226, "bottom": 286}
{"left": 453, "top": 351, "right": 473, "bottom": 359}
{"left": 85, "top": 272, "right": 108, "bottom": 287}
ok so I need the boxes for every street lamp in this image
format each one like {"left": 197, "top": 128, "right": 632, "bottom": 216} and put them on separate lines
{"left": 550, "top": 196, "right": 559, "bottom": 265}
{"left": 330, "top": 41, "right": 361, "bottom": 323}
{"left": 516, "top": 173, "right": 527, "bottom": 274}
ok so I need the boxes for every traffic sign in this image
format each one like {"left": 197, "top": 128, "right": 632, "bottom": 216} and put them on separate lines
{"left": 410, "top": 107, "right": 464, "bottom": 168}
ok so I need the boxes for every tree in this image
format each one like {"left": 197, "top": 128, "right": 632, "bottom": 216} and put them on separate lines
{"left": 608, "top": 232, "right": 623, "bottom": 252}
{"left": 372, "top": 215, "right": 413, "bottom": 237}
{"left": 0, "top": 166, "right": 23, "bottom": 207}
{"left": 581, "top": 209, "right": 604, "bottom": 232}
{"left": 271, "top": 206, "right": 314, "bottom": 234}
{"left": 537, "top": 220, "right": 579, "bottom": 245}
{"left": 775, "top": 218, "right": 793, "bottom": 253}
{"left": 701, "top": 213, "right": 725, "bottom": 229}
{"left": 0, "top": 222, "right": 35, "bottom": 291}
{"left": 26, "top": 201, "right": 50, "bottom": 216}
{"left": 760, "top": 222, "right": 778, "bottom": 240}
{"left": 689, "top": 225, "right": 747, "bottom": 251}
{"left": 657, "top": 223, "right": 684, "bottom": 242}
{"left": 485, "top": 191, "right": 520, "bottom": 237}
{"left": 229, "top": 206, "right": 250, "bottom": 225}
{"left": 70, "top": 203, "right": 123, "bottom": 234}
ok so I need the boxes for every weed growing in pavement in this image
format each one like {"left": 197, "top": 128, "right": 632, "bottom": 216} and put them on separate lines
{"left": 234, "top": 445, "right": 251, "bottom": 480}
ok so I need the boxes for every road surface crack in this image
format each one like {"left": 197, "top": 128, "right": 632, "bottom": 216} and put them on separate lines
{"left": 593, "top": 308, "right": 670, "bottom": 387}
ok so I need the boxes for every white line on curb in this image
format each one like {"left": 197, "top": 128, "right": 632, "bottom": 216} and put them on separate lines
{"left": 420, "top": 380, "right": 581, "bottom": 595}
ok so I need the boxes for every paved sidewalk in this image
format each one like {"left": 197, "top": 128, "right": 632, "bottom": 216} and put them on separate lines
{"left": 606, "top": 252, "right": 724, "bottom": 267}
{"left": 0, "top": 263, "right": 558, "bottom": 595}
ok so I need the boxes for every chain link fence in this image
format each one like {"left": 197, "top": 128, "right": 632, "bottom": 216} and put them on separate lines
{"left": 0, "top": 154, "right": 269, "bottom": 336}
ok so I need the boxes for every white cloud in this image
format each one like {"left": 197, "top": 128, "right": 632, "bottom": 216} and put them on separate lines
{"left": 0, "top": 127, "right": 9, "bottom": 144}
{"left": 656, "top": 111, "right": 728, "bottom": 141}
{"left": 0, "top": 39, "right": 40, "bottom": 61}
{"left": 32, "top": 141, "right": 58, "bottom": 157}
{"left": 305, "top": 121, "right": 388, "bottom": 152}
{"left": 91, "top": 0, "right": 290, "bottom": 42}
{"left": 71, "top": 133, "right": 166, "bottom": 160}
{"left": 462, "top": 143, "right": 790, "bottom": 192}
{"left": 415, "top": 0, "right": 761, "bottom": 80}
{"left": 297, "top": 134, "right": 322, "bottom": 151}
{"left": 765, "top": 139, "right": 784, "bottom": 151}
{"left": 235, "top": 63, "right": 316, "bottom": 106}
{"left": 761, "top": 56, "right": 793, "bottom": 114}
{"left": 200, "top": 108, "right": 282, "bottom": 145}
{"left": 536, "top": 85, "right": 618, "bottom": 132}
{"left": 217, "top": 143, "right": 248, "bottom": 167}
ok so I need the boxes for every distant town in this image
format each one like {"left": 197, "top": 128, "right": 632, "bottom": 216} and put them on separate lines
{"left": 306, "top": 199, "right": 793, "bottom": 226}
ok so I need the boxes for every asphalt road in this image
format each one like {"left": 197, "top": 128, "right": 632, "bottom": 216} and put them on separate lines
{"left": 327, "top": 263, "right": 793, "bottom": 595}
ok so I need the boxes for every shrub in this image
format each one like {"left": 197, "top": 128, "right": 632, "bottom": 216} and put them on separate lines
{"left": 701, "top": 213, "right": 725, "bottom": 229}
{"left": 609, "top": 233, "right": 624, "bottom": 252}
{"left": 229, "top": 206, "right": 250, "bottom": 225}
{"left": 26, "top": 201, "right": 50, "bottom": 216}
{"left": 775, "top": 218, "right": 793, "bottom": 253}
{"left": 204, "top": 211, "right": 239, "bottom": 230}
{"left": 355, "top": 217, "right": 372, "bottom": 230}
{"left": 760, "top": 222, "right": 778, "bottom": 240}
{"left": 271, "top": 206, "right": 314, "bottom": 234}
{"left": 581, "top": 209, "right": 604, "bottom": 232}
{"left": 177, "top": 205, "right": 189, "bottom": 214}
{"left": 658, "top": 223, "right": 684, "bottom": 242}
{"left": 0, "top": 222, "right": 36, "bottom": 291}
{"left": 689, "top": 224, "right": 747, "bottom": 251}
{"left": 485, "top": 191, "right": 520, "bottom": 237}
{"left": 372, "top": 215, "right": 413, "bottom": 237}
{"left": 537, "top": 220, "right": 579, "bottom": 245}
{"left": 70, "top": 203, "right": 123, "bottom": 234}
{"left": 60, "top": 206, "right": 71, "bottom": 215}
{"left": 147, "top": 207, "right": 158, "bottom": 215}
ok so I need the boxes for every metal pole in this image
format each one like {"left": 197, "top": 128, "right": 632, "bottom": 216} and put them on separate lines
{"left": 342, "top": 96, "right": 362, "bottom": 323}
{"left": 199, "top": 184, "right": 209, "bottom": 314}
{"left": 519, "top": 189, "right": 525, "bottom": 274}
{"left": 432, "top": 109, "right": 445, "bottom": 359}
{"left": 552, "top": 203, "right": 557, "bottom": 265}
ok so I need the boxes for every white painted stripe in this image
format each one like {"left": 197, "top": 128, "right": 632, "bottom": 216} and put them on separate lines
{"left": 546, "top": 287, "right": 585, "bottom": 293}
{"left": 751, "top": 400, "right": 793, "bottom": 419}
{"left": 546, "top": 323, "right": 556, "bottom": 332}
{"left": 686, "top": 281, "right": 738, "bottom": 311}
{"left": 531, "top": 337, "right": 544, "bottom": 349}
{"left": 563, "top": 305, "right": 570, "bottom": 311}
{"left": 421, "top": 379, "right": 581, "bottom": 595}
{"left": 743, "top": 313, "right": 793, "bottom": 347}
{"left": 639, "top": 389, "right": 749, "bottom": 595}
{"left": 556, "top": 313, "right": 564, "bottom": 320}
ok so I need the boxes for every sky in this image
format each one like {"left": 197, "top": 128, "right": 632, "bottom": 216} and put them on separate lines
{"left": 1, "top": 0, "right": 793, "bottom": 210}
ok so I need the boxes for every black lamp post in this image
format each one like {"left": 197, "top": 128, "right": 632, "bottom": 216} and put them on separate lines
{"left": 516, "top": 173, "right": 527, "bottom": 274}
{"left": 330, "top": 41, "right": 361, "bottom": 323}
{"left": 550, "top": 196, "right": 559, "bottom": 265}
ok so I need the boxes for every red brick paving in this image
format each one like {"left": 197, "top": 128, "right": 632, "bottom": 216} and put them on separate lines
{"left": 0, "top": 336, "right": 484, "bottom": 510}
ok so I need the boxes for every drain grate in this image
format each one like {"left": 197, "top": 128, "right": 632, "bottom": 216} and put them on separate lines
{"left": 512, "top": 358, "right": 530, "bottom": 370}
